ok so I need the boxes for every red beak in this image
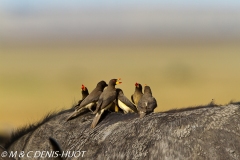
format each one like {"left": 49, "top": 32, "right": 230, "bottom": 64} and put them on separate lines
{"left": 135, "top": 82, "right": 139, "bottom": 87}
{"left": 81, "top": 84, "right": 85, "bottom": 90}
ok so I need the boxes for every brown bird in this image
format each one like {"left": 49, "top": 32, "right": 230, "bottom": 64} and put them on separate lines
{"left": 116, "top": 88, "right": 138, "bottom": 114}
{"left": 131, "top": 82, "right": 143, "bottom": 107}
{"left": 108, "top": 101, "right": 121, "bottom": 113}
{"left": 66, "top": 81, "right": 108, "bottom": 121}
{"left": 137, "top": 85, "right": 157, "bottom": 118}
{"left": 91, "top": 78, "right": 122, "bottom": 128}
{"left": 74, "top": 84, "right": 89, "bottom": 109}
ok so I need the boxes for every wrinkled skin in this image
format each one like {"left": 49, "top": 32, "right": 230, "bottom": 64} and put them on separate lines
{"left": 5, "top": 104, "right": 240, "bottom": 160}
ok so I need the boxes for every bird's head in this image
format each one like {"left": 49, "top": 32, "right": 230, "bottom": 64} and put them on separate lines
{"left": 144, "top": 85, "right": 152, "bottom": 95}
{"left": 135, "top": 82, "right": 143, "bottom": 90}
{"left": 81, "top": 84, "right": 86, "bottom": 91}
{"left": 135, "top": 82, "right": 139, "bottom": 87}
{"left": 109, "top": 78, "right": 122, "bottom": 85}
{"left": 97, "top": 80, "right": 108, "bottom": 88}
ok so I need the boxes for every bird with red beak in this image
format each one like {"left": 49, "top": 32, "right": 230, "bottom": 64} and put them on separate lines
{"left": 137, "top": 84, "right": 157, "bottom": 118}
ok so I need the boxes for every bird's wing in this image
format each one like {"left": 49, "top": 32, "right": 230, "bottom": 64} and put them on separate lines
{"left": 100, "top": 91, "right": 116, "bottom": 110}
{"left": 137, "top": 94, "right": 148, "bottom": 112}
{"left": 93, "top": 98, "right": 103, "bottom": 114}
{"left": 90, "top": 90, "right": 103, "bottom": 102}
{"left": 91, "top": 109, "right": 105, "bottom": 128}
{"left": 131, "top": 95, "right": 135, "bottom": 104}
{"left": 146, "top": 97, "right": 157, "bottom": 113}
{"left": 78, "top": 90, "right": 101, "bottom": 109}
{"left": 118, "top": 95, "right": 138, "bottom": 113}
{"left": 138, "top": 97, "right": 147, "bottom": 118}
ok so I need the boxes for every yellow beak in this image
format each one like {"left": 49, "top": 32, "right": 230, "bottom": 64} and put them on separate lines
{"left": 116, "top": 78, "right": 122, "bottom": 85}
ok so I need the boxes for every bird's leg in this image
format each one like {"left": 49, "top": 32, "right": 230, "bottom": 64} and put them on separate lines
{"left": 92, "top": 108, "right": 99, "bottom": 114}
{"left": 92, "top": 102, "right": 101, "bottom": 114}
{"left": 89, "top": 107, "right": 94, "bottom": 113}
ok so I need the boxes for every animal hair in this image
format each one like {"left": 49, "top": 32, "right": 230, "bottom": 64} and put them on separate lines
{"left": 5, "top": 107, "right": 74, "bottom": 149}
{"left": 162, "top": 103, "right": 220, "bottom": 114}
{"left": 5, "top": 102, "right": 240, "bottom": 159}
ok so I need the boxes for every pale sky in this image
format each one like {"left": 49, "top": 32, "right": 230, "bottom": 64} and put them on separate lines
{"left": 1, "top": 0, "right": 240, "bottom": 43}
{"left": 1, "top": 0, "right": 240, "bottom": 9}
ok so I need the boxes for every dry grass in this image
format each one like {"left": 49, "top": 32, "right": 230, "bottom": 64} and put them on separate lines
{"left": 1, "top": 41, "right": 240, "bottom": 132}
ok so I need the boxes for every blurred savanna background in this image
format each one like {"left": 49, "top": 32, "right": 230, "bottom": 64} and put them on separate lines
{"left": 1, "top": 0, "right": 240, "bottom": 139}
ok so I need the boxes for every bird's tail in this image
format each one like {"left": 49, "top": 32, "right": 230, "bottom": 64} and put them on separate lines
{"left": 91, "top": 109, "right": 104, "bottom": 128}
{"left": 92, "top": 100, "right": 102, "bottom": 114}
{"left": 66, "top": 111, "right": 77, "bottom": 121}
{"left": 66, "top": 108, "right": 83, "bottom": 121}
{"left": 139, "top": 111, "right": 146, "bottom": 118}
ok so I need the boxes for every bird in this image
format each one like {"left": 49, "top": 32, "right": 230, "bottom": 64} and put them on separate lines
{"left": 131, "top": 82, "right": 143, "bottom": 107}
{"left": 80, "top": 84, "right": 89, "bottom": 100}
{"left": 116, "top": 88, "right": 138, "bottom": 114}
{"left": 66, "top": 80, "right": 108, "bottom": 121}
{"left": 108, "top": 101, "right": 122, "bottom": 113}
{"left": 137, "top": 85, "right": 157, "bottom": 118}
{"left": 91, "top": 78, "right": 122, "bottom": 128}
{"left": 73, "top": 84, "right": 89, "bottom": 109}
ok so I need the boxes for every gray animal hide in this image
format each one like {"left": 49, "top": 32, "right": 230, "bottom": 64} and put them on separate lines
{"left": 6, "top": 104, "right": 240, "bottom": 160}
